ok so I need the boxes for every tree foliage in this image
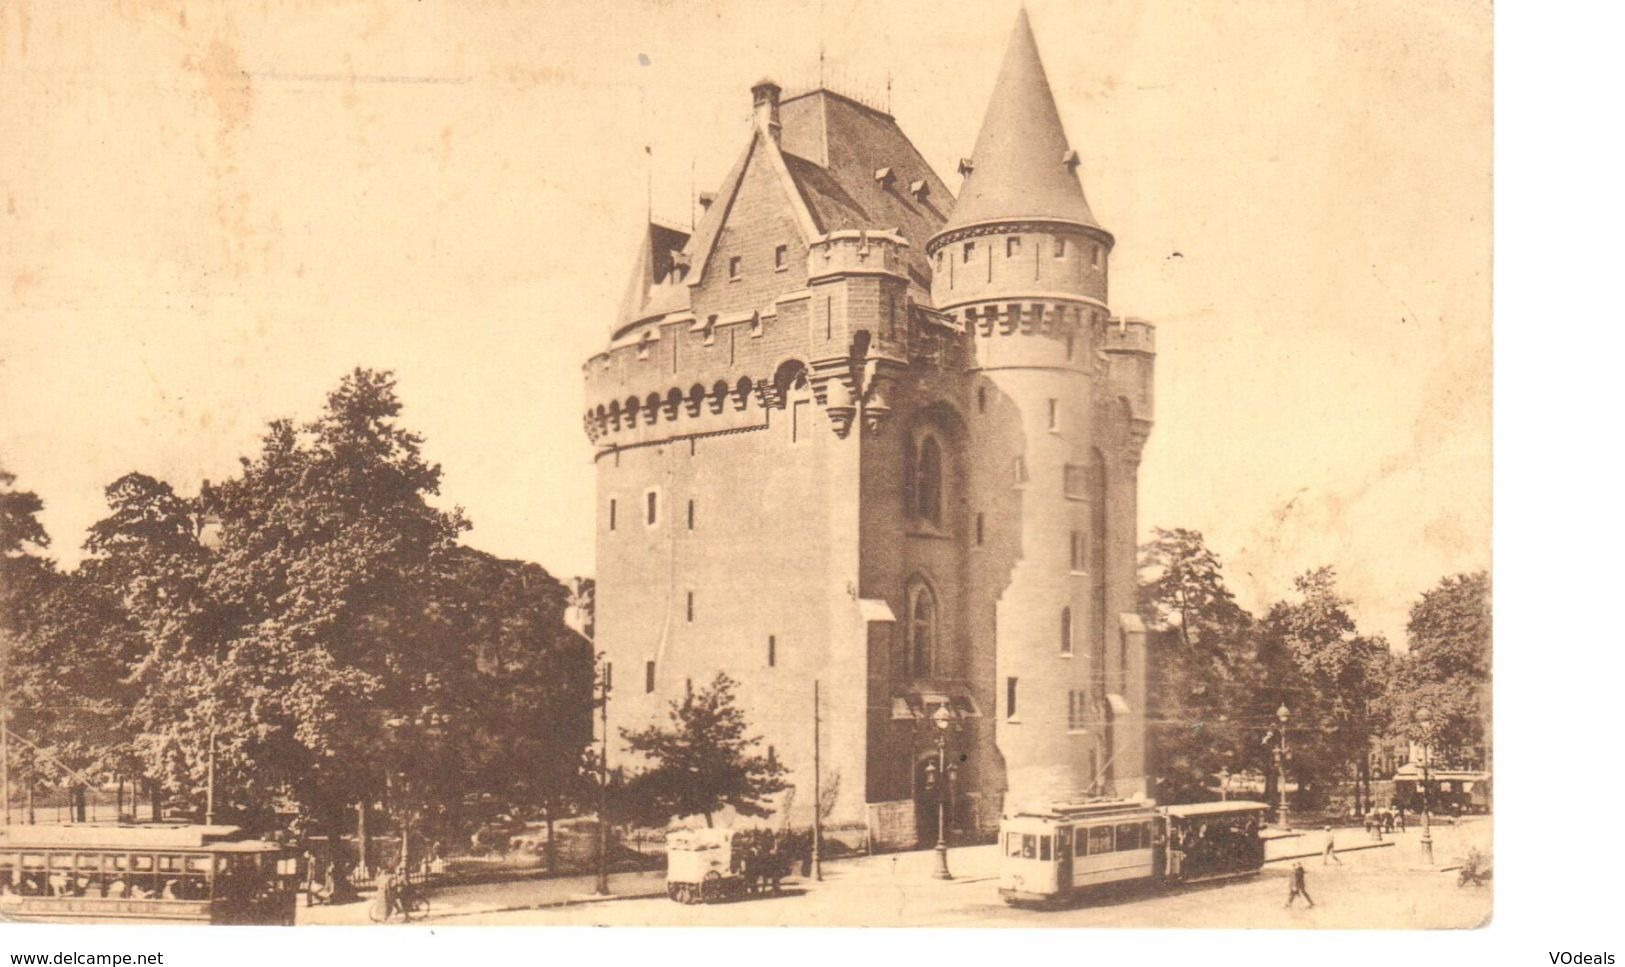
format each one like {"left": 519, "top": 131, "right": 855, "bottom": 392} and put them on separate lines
{"left": 1385, "top": 572, "right": 1490, "bottom": 763}
{"left": 0, "top": 372, "right": 595, "bottom": 843}
{"left": 1137, "top": 528, "right": 1257, "bottom": 803}
{"left": 619, "top": 673, "right": 789, "bottom": 828}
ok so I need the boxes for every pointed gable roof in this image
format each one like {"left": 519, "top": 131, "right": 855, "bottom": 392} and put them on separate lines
{"left": 937, "top": 9, "right": 1106, "bottom": 240}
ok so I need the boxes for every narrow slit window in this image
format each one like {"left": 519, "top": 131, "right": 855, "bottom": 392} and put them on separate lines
{"left": 1054, "top": 236, "right": 1067, "bottom": 258}
{"left": 687, "top": 499, "right": 695, "bottom": 530}
{"left": 1061, "top": 607, "right": 1073, "bottom": 654}
{"left": 645, "top": 661, "right": 655, "bottom": 693}
{"left": 975, "top": 512, "right": 985, "bottom": 547}
{"left": 1007, "top": 677, "right": 1019, "bottom": 719}
{"left": 1006, "top": 236, "right": 1021, "bottom": 257}
{"left": 963, "top": 241, "right": 975, "bottom": 263}
{"left": 609, "top": 498, "right": 617, "bottom": 531}
{"left": 768, "top": 635, "right": 777, "bottom": 667}
{"left": 774, "top": 245, "right": 788, "bottom": 270}
{"left": 646, "top": 491, "right": 658, "bottom": 525}
{"left": 729, "top": 255, "right": 742, "bottom": 279}
{"left": 686, "top": 591, "right": 694, "bottom": 622}
{"left": 1048, "top": 399, "right": 1060, "bottom": 430}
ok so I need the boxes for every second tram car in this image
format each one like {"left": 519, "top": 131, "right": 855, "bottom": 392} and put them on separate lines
{"left": 999, "top": 799, "right": 1269, "bottom": 907}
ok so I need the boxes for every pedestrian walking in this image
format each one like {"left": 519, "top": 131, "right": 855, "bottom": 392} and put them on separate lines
{"left": 1396, "top": 806, "right": 1407, "bottom": 833}
{"left": 1285, "top": 861, "right": 1315, "bottom": 908}
{"left": 1322, "top": 825, "right": 1343, "bottom": 865}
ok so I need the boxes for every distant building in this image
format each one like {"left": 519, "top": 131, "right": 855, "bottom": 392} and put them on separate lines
{"left": 580, "top": 11, "right": 1156, "bottom": 849}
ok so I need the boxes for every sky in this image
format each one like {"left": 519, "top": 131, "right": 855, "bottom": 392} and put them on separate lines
{"left": 0, "top": 0, "right": 1491, "bottom": 649}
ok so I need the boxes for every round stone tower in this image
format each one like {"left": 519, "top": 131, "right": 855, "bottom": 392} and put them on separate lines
{"left": 928, "top": 9, "right": 1153, "bottom": 811}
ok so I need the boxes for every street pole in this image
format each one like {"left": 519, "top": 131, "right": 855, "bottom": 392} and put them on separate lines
{"left": 1419, "top": 709, "right": 1435, "bottom": 866}
{"left": 595, "top": 664, "right": 610, "bottom": 896}
{"left": 930, "top": 706, "right": 952, "bottom": 880}
{"left": 933, "top": 729, "right": 951, "bottom": 879}
{"left": 2, "top": 677, "right": 9, "bottom": 826}
{"left": 1275, "top": 704, "right": 1291, "bottom": 831}
{"left": 205, "top": 728, "right": 216, "bottom": 825}
{"left": 812, "top": 680, "right": 823, "bottom": 882}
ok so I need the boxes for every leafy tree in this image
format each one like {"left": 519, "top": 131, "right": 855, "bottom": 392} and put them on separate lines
{"left": 1137, "top": 528, "right": 1256, "bottom": 803}
{"left": 0, "top": 468, "right": 63, "bottom": 817}
{"left": 449, "top": 549, "right": 595, "bottom": 869}
{"left": 1258, "top": 567, "right": 1390, "bottom": 812}
{"left": 1385, "top": 572, "right": 1490, "bottom": 765}
{"left": 619, "top": 673, "right": 789, "bottom": 828}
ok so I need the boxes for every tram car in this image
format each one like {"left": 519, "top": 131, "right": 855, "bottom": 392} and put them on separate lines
{"left": 0, "top": 822, "right": 301, "bottom": 925}
{"left": 999, "top": 798, "right": 1269, "bottom": 907}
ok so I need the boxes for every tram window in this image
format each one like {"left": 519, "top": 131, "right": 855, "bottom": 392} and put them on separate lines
{"left": 22, "top": 854, "right": 45, "bottom": 869}
{"left": 1005, "top": 833, "right": 1024, "bottom": 857}
{"left": 133, "top": 854, "right": 153, "bottom": 872}
{"left": 47, "top": 854, "right": 71, "bottom": 871}
{"left": 1088, "top": 825, "right": 1115, "bottom": 855}
{"left": 1021, "top": 835, "right": 1038, "bottom": 859}
{"left": 1039, "top": 836, "right": 1052, "bottom": 862}
{"left": 1116, "top": 824, "right": 1141, "bottom": 851}
{"left": 1075, "top": 829, "right": 1088, "bottom": 857}
{"left": 187, "top": 856, "right": 211, "bottom": 873}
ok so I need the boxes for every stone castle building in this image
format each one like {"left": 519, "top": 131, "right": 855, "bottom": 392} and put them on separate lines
{"left": 581, "top": 11, "right": 1156, "bottom": 849}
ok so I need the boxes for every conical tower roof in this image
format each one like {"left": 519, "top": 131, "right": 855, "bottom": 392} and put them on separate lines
{"left": 937, "top": 9, "right": 1105, "bottom": 239}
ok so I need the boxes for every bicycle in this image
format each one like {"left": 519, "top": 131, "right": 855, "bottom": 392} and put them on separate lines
{"left": 368, "top": 880, "right": 432, "bottom": 923}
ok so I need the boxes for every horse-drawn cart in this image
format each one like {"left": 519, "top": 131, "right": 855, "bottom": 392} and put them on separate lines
{"left": 664, "top": 828, "right": 803, "bottom": 905}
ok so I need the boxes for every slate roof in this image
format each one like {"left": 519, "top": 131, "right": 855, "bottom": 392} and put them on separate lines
{"left": 938, "top": 9, "right": 1105, "bottom": 238}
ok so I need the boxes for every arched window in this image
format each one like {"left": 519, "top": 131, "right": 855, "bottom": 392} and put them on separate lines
{"left": 906, "top": 580, "right": 937, "bottom": 678}
{"left": 915, "top": 435, "right": 943, "bottom": 524}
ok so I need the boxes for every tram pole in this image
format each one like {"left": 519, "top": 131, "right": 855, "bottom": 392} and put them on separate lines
{"left": 812, "top": 680, "right": 822, "bottom": 882}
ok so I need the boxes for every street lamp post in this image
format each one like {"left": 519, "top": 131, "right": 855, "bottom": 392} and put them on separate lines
{"left": 1418, "top": 706, "right": 1435, "bottom": 866}
{"left": 1275, "top": 704, "right": 1291, "bottom": 830}
{"left": 595, "top": 663, "right": 611, "bottom": 896}
{"left": 929, "top": 705, "right": 954, "bottom": 881}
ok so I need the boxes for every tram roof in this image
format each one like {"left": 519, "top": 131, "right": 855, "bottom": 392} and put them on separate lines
{"left": 0, "top": 823, "right": 272, "bottom": 850}
{"left": 1008, "top": 797, "right": 1157, "bottom": 820}
{"left": 1162, "top": 801, "right": 1271, "bottom": 818}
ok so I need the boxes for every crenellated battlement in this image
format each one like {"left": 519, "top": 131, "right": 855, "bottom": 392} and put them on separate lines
{"left": 957, "top": 300, "right": 1093, "bottom": 340}
{"left": 1100, "top": 316, "right": 1155, "bottom": 355}
{"left": 806, "top": 230, "right": 911, "bottom": 284}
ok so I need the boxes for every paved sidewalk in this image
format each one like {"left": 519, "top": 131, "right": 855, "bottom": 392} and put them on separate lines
{"left": 295, "top": 868, "right": 668, "bottom": 925}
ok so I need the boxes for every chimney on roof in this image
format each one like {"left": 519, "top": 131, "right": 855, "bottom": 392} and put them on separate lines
{"left": 751, "top": 78, "right": 782, "bottom": 143}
